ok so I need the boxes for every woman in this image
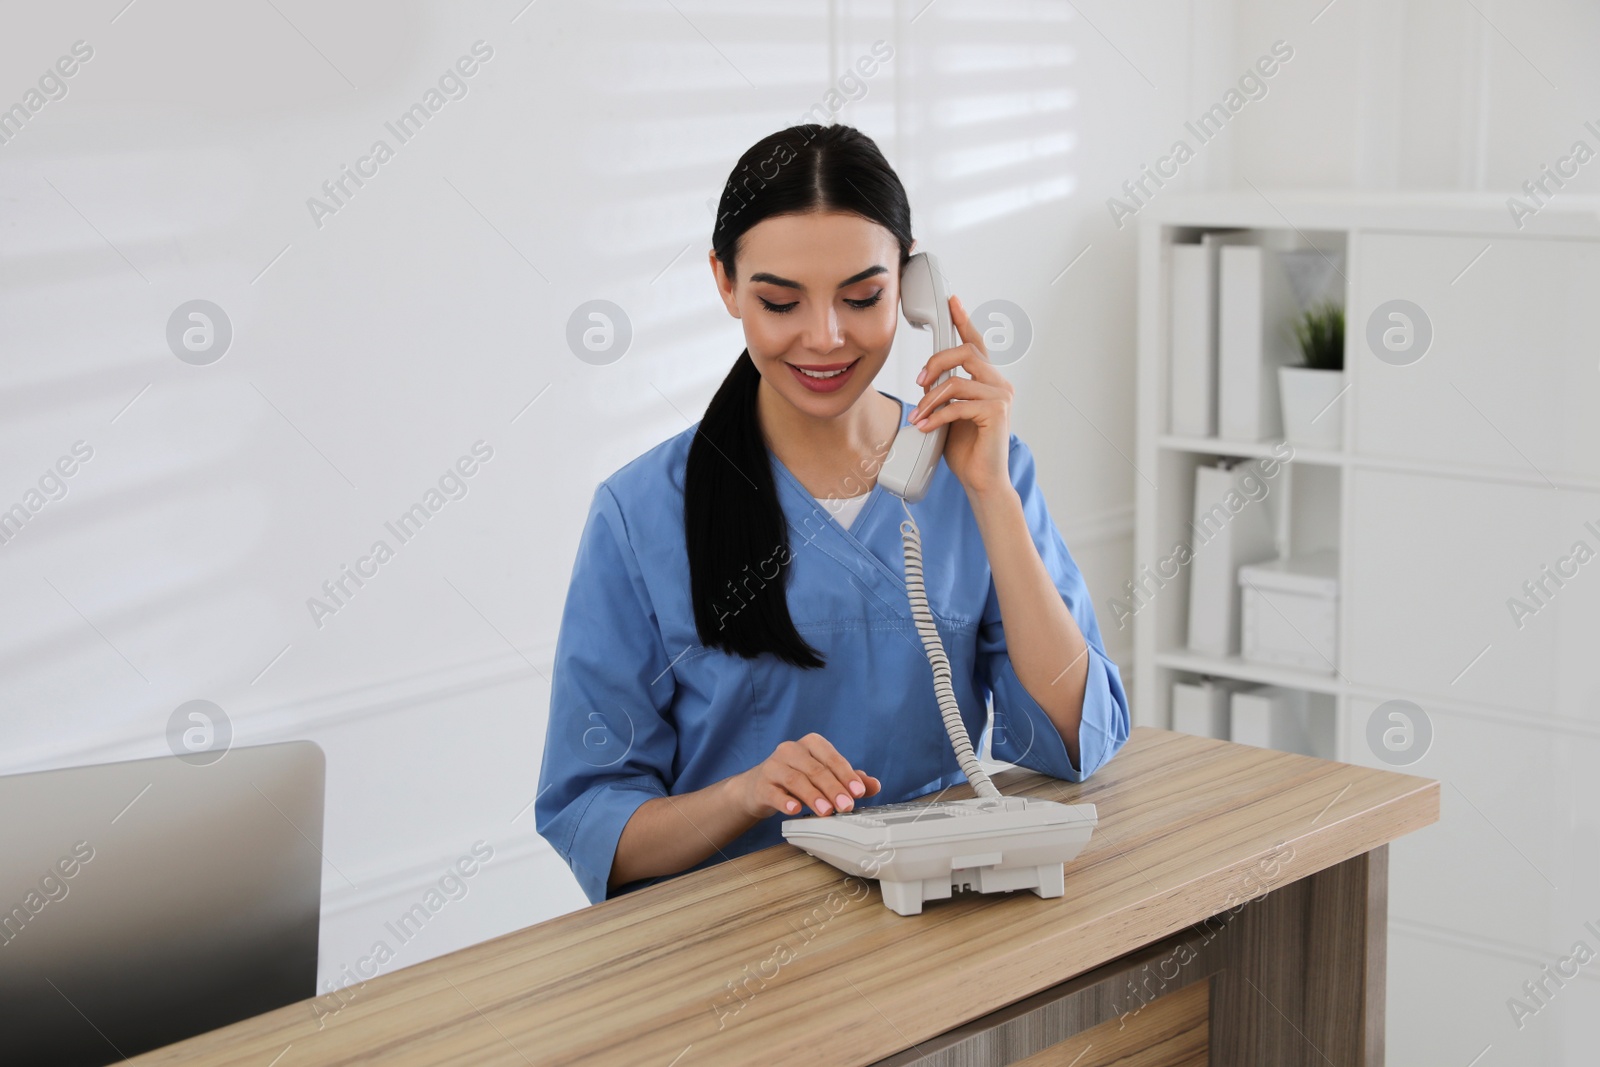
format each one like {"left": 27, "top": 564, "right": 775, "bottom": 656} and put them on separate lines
{"left": 536, "top": 124, "right": 1129, "bottom": 905}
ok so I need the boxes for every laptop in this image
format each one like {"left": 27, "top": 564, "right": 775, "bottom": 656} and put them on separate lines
{"left": 0, "top": 740, "right": 325, "bottom": 1065}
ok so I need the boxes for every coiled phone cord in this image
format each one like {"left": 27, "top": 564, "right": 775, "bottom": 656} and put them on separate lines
{"left": 898, "top": 500, "right": 1001, "bottom": 800}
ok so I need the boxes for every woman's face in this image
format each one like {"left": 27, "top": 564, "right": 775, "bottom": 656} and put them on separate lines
{"left": 711, "top": 210, "right": 905, "bottom": 420}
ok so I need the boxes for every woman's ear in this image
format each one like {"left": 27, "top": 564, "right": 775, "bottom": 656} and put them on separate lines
{"left": 709, "top": 250, "right": 741, "bottom": 319}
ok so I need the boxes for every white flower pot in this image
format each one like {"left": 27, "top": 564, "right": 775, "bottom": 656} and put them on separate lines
{"left": 1277, "top": 366, "right": 1344, "bottom": 450}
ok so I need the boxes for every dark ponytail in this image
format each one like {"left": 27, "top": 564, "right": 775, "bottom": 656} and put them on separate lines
{"left": 686, "top": 124, "right": 913, "bottom": 667}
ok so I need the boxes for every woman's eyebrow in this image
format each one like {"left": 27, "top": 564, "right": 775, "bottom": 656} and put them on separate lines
{"left": 747, "top": 265, "right": 889, "bottom": 291}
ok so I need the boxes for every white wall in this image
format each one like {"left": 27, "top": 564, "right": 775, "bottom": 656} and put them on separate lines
{"left": 1223, "top": 0, "right": 1600, "bottom": 195}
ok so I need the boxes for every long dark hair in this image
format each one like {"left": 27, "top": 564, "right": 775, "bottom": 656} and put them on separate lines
{"left": 687, "top": 124, "right": 914, "bottom": 667}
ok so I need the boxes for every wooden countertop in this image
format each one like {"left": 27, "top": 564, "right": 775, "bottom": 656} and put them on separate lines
{"left": 129, "top": 728, "right": 1439, "bottom": 1066}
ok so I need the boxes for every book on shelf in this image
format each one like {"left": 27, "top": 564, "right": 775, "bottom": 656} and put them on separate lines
{"left": 1185, "top": 462, "right": 1278, "bottom": 658}
{"left": 1167, "top": 243, "right": 1216, "bottom": 437}
{"left": 1167, "top": 231, "right": 1255, "bottom": 438}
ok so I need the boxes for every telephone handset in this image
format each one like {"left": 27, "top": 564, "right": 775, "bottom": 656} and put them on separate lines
{"left": 780, "top": 249, "right": 1100, "bottom": 916}
{"left": 873, "top": 249, "right": 1000, "bottom": 803}
{"left": 878, "top": 251, "right": 954, "bottom": 504}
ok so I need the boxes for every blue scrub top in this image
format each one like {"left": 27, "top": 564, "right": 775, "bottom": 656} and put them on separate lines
{"left": 535, "top": 393, "right": 1130, "bottom": 904}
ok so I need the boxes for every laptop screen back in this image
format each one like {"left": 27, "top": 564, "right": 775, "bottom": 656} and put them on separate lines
{"left": 0, "top": 741, "right": 324, "bottom": 1065}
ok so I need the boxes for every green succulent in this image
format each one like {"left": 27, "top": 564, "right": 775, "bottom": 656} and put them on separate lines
{"left": 1291, "top": 300, "right": 1345, "bottom": 372}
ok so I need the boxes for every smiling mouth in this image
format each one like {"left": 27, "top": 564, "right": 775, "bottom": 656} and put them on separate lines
{"left": 790, "top": 358, "right": 858, "bottom": 379}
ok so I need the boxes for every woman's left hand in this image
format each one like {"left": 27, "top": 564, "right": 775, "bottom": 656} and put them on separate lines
{"left": 908, "top": 293, "right": 1015, "bottom": 500}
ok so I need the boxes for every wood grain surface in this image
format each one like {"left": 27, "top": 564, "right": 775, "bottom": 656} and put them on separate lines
{"left": 127, "top": 727, "right": 1438, "bottom": 1066}
{"left": 1014, "top": 979, "right": 1209, "bottom": 1066}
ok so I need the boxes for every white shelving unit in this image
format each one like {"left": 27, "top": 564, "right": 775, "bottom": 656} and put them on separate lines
{"left": 1133, "top": 190, "right": 1600, "bottom": 1062}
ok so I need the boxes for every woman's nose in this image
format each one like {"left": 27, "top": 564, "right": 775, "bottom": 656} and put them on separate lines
{"left": 801, "top": 304, "right": 845, "bottom": 355}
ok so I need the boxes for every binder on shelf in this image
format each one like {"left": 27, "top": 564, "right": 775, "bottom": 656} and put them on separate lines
{"left": 1171, "top": 677, "right": 1246, "bottom": 740}
{"left": 1167, "top": 244, "right": 1216, "bottom": 437}
{"left": 1185, "top": 462, "right": 1279, "bottom": 658}
{"left": 1218, "top": 245, "right": 1299, "bottom": 441}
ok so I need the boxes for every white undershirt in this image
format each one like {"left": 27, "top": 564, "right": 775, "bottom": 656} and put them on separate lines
{"left": 813, "top": 490, "right": 872, "bottom": 531}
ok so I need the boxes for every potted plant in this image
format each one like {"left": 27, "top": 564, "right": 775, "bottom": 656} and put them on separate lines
{"left": 1278, "top": 300, "right": 1345, "bottom": 450}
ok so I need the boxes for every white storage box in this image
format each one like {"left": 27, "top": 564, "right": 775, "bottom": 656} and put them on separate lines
{"left": 1238, "top": 550, "right": 1339, "bottom": 673}
{"left": 1229, "top": 685, "right": 1338, "bottom": 759}
{"left": 1171, "top": 677, "right": 1246, "bottom": 740}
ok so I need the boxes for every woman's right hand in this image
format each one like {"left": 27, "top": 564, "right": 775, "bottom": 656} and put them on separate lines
{"left": 735, "top": 733, "right": 882, "bottom": 819}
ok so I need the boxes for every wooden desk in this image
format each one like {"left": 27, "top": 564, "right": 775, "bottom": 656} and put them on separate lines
{"left": 128, "top": 728, "right": 1438, "bottom": 1066}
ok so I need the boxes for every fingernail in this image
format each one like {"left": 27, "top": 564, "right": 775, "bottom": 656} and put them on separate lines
{"left": 916, "top": 368, "right": 927, "bottom": 385}
{"left": 786, "top": 800, "right": 799, "bottom": 812}
{"left": 849, "top": 779, "right": 864, "bottom": 796}
{"left": 815, "top": 798, "right": 831, "bottom": 815}
{"left": 835, "top": 793, "right": 852, "bottom": 811}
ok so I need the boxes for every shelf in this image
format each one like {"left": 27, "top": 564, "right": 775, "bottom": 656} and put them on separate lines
{"left": 1140, "top": 188, "right": 1600, "bottom": 240}
{"left": 1157, "top": 435, "right": 1346, "bottom": 467}
{"left": 1157, "top": 436, "right": 1600, "bottom": 492}
{"left": 1154, "top": 650, "right": 1346, "bottom": 696}
{"left": 1134, "top": 199, "right": 1600, "bottom": 1059}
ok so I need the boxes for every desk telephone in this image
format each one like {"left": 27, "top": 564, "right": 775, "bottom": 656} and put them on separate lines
{"left": 781, "top": 252, "right": 1098, "bottom": 915}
